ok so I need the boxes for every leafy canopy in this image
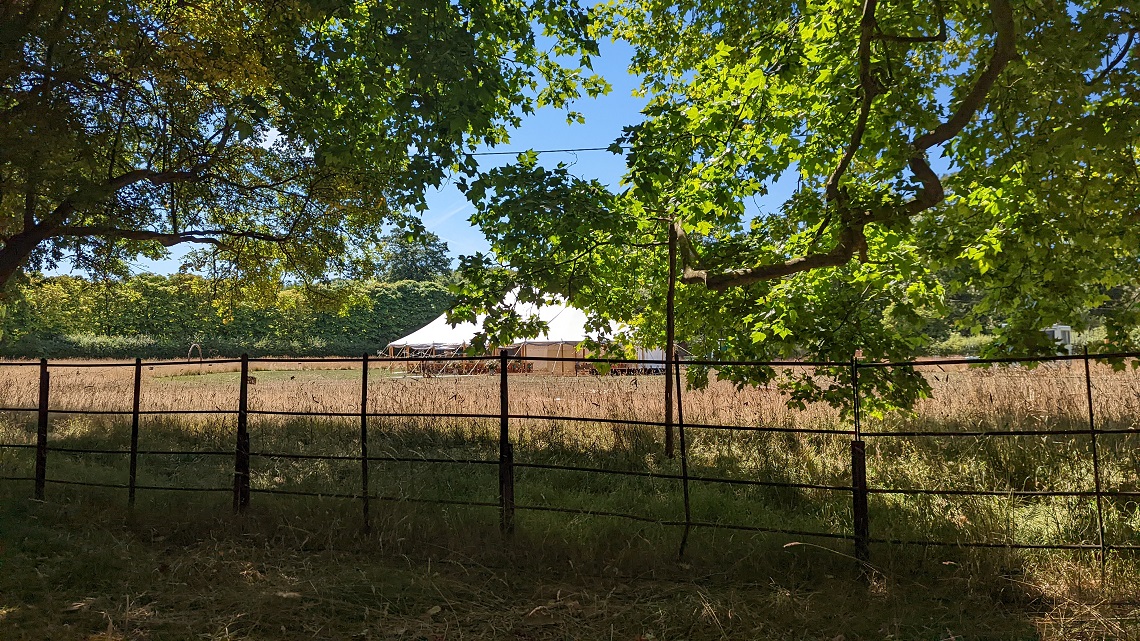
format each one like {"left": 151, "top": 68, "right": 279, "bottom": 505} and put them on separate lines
{"left": 456, "top": 0, "right": 1140, "bottom": 412}
{"left": 376, "top": 230, "right": 452, "bottom": 282}
{"left": 0, "top": 0, "right": 606, "bottom": 287}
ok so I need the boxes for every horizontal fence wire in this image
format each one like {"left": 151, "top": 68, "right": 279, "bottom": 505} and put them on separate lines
{"left": 513, "top": 503, "right": 855, "bottom": 540}
{"left": 248, "top": 410, "right": 500, "bottom": 420}
{"left": 857, "top": 351, "right": 1140, "bottom": 369}
{"left": 46, "top": 446, "right": 130, "bottom": 455}
{"left": 136, "top": 450, "right": 233, "bottom": 456}
{"left": 866, "top": 537, "right": 1106, "bottom": 551}
{"left": 3, "top": 350, "right": 1139, "bottom": 558}
{"left": 18, "top": 408, "right": 238, "bottom": 416}
{"left": 255, "top": 354, "right": 501, "bottom": 363}
{"left": 507, "top": 414, "right": 855, "bottom": 435}
{"left": 864, "top": 427, "right": 1140, "bottom": 437}
{"left": 867, "top": 487, "right": 1140, "bottom": 498}
{"left": 513, "top": 461, "right": 852, "bottom": 492}
{"left": 44, "top": 478, "right": 230, "bottom": 492}
{"left": 250, "top": 451, "right": 497, "bottom": 466}
{"left": 252, "top": 487, "right": 501, "bottom": 508}
{"left": 1, "top": 351, "right": 1139, "bottom": 370}
{"left": 42, "top": 447, "right": 232, "bottom": 457}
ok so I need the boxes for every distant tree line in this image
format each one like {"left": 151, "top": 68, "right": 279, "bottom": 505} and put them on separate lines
{"left": 1, "top": 273, "right": 453, "bottom": 359}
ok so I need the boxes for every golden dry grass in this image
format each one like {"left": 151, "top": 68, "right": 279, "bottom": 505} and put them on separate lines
{"left": 1, "top": 357, "right": 1139, "bottom": 639}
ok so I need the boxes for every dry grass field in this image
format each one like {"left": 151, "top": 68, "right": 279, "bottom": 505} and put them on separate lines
{"left": 0, "top": 357, "right": 1138, "bottom": 639}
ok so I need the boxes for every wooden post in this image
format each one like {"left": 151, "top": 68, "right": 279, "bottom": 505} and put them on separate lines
{"left": 232, "top": 354, "right": 250, "bottom": 513}
{"left": 499, "top": 350, "right": 515, "bottom": 535}
{"left": 128, "top": 358, "right": 142, "bottom": 507}
{"left": 360, "top": 352, "right": 371, "bottom": 534}
{"left": 664, "top": 222, "right": 677, "bottom": 458}
{"left": 34, "top": 358, "right": 49, "bottom": 501}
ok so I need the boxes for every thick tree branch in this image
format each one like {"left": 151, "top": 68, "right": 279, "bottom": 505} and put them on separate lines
{"left": 37, "top": 168, "right": 203, "bottom": 229}
{"left": 913, "top": 0, "right": 1017, "bottom": 151}
{"left": 51, "top": 226, "right": 291, "bottom": 246}
{"left": 679, "top": 219, "right": 867, "bottom": 290}
{"left": 678, "top": 0, "right": 1017, "bottom": 290}
{"left": 51, "top": 227, "right": 223, "bottom": 247}
{"left": 825, "top": 0, "right": 881, "bottom": 203}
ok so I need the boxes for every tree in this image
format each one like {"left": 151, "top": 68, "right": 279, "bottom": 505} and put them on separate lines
{"left": 0, "top": 0, "right": 606, "bottom": 289}
{"left": 377, "top": 231, "right": 452, "bottom": 282}
{"left": 455, "top": 0, "right": 1140, "bottom": 411}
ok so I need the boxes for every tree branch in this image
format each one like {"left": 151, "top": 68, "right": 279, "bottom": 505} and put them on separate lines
{"left": 677, "top": 0, "right": 1017, "bottom": 290}
{"left": 1087, "top": 29, "right": 1136, "bottom": 86}
{"left": 875, "top": 0, "right": 946, "bottom": 43}
{"left": 912, "top": 0, "right": 1017, "bottom": 151}
{"left": 50, "top": 226, "right": 291, "bottom": 246}
{"left": 678, "top": 219, "right": 866, "bottom": 290}
{"left": 825, "top": 0, "right": 882, "bottom": 203}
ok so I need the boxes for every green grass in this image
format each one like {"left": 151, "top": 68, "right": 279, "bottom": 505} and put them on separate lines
{"left": 0, "top": 494, "right": 1068, "bottom": 641}
{"left": 1, "top": 410, "right": 1139, "bottom": 639}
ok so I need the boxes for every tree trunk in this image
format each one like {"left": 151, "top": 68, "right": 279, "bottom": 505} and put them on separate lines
{"left": 0, "top": 228, "right": 52, "bottom": 290}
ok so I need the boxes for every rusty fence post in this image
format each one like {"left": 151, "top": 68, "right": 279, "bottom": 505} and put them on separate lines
{"left": 851, "top": 357, "right": 870, "bottom": 567}
{"left": 499, "top": 350, "right": 515, "bottom": 536}
{"left": 360, "top": 352, "right": 371, "bottom": 534}
{"left": 34, "top": 358, "right": 49, "bottom": 501}
{"left": 128, "top": 357, "right": 142, "bottom": 507}
{"left": 232, "top": 354, "right": 250, "bottom": 513}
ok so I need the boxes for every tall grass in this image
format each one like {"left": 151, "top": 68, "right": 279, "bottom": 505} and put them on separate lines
{"left": 0, "top": 358, "right": 1138, "bottom": 609}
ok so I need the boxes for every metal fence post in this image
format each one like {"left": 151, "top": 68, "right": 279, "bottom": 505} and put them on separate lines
{"left": 675, "top": 357, "right": 693, "bottom": 557}
{"left": 499, "top": 350, "right": 515, "bottom": 535}
{"left": 360, "top": 352, "right": 371, "bottom": 534}
{"left": 34, "top": 358, "right": 49, "bottom": 501}
{"left": 232, "top": 354, "right": 250, "bottom": 513}
{"left": 851, "top": 357, "right": 870, "bottom": 567}
{"left": 1083, "top": 347, "right": 1107, "bottom": 573}
{"left": 128, "top": 357, "right": 142, "bottom": 507}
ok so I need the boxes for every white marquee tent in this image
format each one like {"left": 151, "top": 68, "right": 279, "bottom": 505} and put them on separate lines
{"left": 386, "top": 299, "right": 664, "bottom": 375}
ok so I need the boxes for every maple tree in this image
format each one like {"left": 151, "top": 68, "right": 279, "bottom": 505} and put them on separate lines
{"left": 0, "top": 0, "right": 604, "bottom": 288}
{"left": 457, "top": 0, "right": 1140, "bottom": 410}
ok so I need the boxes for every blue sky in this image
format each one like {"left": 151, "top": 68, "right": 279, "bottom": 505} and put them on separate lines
{"left": 70, "top": 38, "right": 812, "bottom": 275}
{"left": 113, "top": 40, "right": 648, "bottom": 275}
{"left": 420, "top": 39, "right": 645, "bottom": 260}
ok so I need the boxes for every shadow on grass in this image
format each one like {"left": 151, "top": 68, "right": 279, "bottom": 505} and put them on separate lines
{"left": 0, "top": 489, "right": 1062, "bottom": 641}
{"left": 0, "top": 413, "right": 1137, "bottom": 639}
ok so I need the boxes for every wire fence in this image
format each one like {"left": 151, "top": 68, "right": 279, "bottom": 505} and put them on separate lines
{"left": 1, "top": 350, "right": 1139, "bottom": 566}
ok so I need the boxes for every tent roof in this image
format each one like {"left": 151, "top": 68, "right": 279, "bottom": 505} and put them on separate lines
{"left": 387, "top": 300, "right": 604, "bottom": 349}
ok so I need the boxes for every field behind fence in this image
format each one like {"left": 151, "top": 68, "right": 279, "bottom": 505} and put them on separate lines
{"left": 1, "top": 351, "right": 1139, "bottom": 582}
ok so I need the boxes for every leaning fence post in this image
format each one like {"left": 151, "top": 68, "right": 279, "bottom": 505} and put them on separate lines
{"left": 850, "top": 357, "right": 870, "bottom": 567}
{"left": 1083, "top": 347, "right": 1108, "bottom": 574}
{"left": 360, "top": 352, "right": 371, "bottom": 534}
{"left": 232, "top": 354, "right": 251, "bottom": 514}
{"left": 499, "top": 350, "right": 515, "bottom": 535}
{"left": 128, "top": 357, "right": 142, "bottom": 507}
{"left": 34, "top": 358, "right": 49, "bottom": 501}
